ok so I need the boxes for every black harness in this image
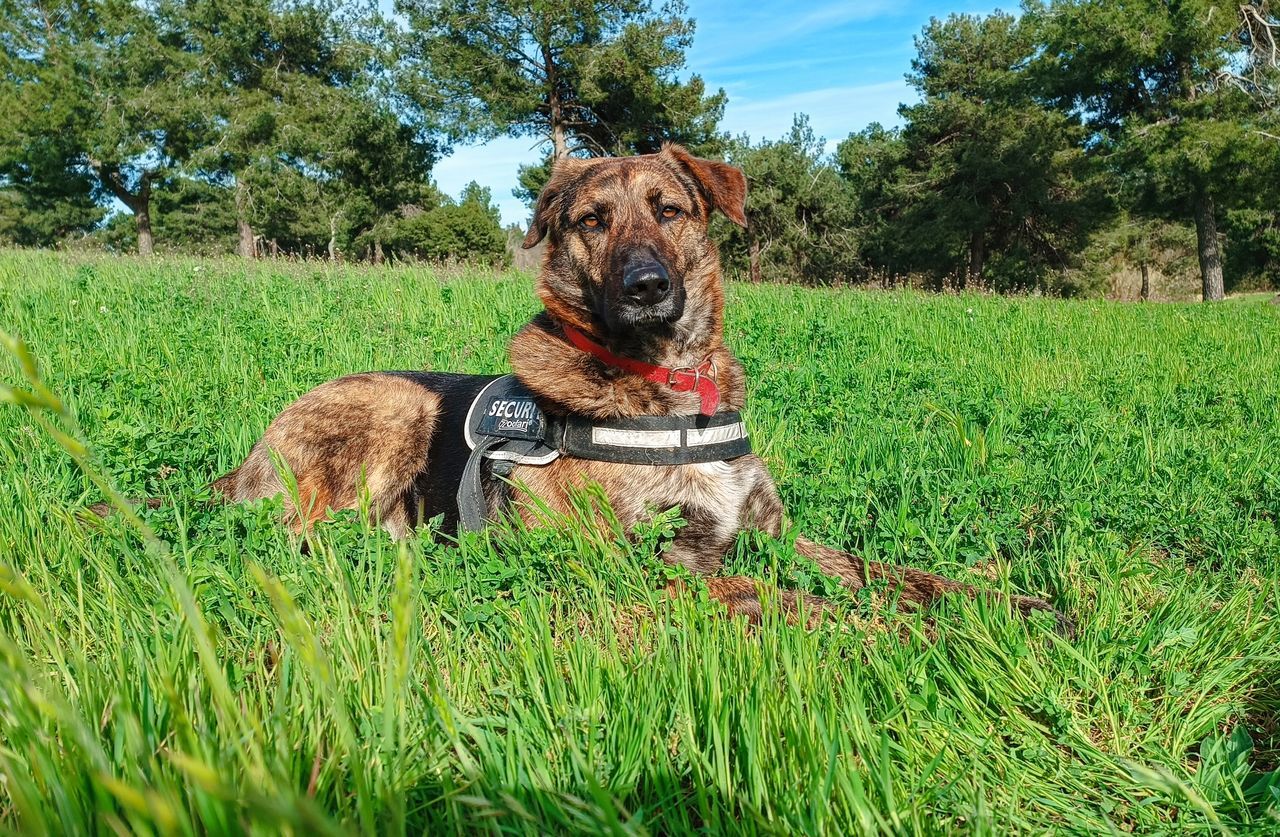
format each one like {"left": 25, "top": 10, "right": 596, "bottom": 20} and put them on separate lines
{"left": 457, "top": 375, "right": 752, "bottom": 531}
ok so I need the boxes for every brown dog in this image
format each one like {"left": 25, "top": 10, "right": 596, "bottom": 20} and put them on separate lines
{"left": 214, "top": 145, "right": 1063, "bottom": 627}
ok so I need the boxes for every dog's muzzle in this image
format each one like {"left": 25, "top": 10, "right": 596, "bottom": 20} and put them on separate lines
{"left": 612, "top": 257, "right": 684, "bottom": 327}
{"left": 622, "top": 262, "right": 670, "bottom": 306}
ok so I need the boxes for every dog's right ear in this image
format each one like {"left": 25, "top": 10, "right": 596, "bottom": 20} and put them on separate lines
{"left": 522, "top": 157, "right": 588, "bottom": 249}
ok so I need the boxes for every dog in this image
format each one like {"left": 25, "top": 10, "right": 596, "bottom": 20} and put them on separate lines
{"left": 214, "top": 145, "right": 1064, "bottom": 629}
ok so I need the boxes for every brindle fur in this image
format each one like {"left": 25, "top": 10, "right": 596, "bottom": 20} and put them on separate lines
{"left": 215, "top": 145, "right": 1064, "bottom": 628}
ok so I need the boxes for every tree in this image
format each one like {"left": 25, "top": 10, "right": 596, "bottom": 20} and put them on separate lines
{"left": 1030, "top": 0, "right": 1280, "bottom": 300}
{"left": 361, "top": 181, "right": 508, "bottom": 264}
{"left": 1069, "top": 215, "right": 1197, "bottom": 299}
{"left": 396, "top": 0, "right": 725, "bottom": 164}
{"left": 0, "top": 0, "right": 211, "bottom": 255}
{"left": 885, "top": 12, "right": 1108, "bottom": 291}
{"left": 513, "top": 156, "right": 554, "bottom": 208}
{"left": 92, "top": 176, "right": 238, "bottom": 254}
{"left": 183, "top": 0, "right": 439, "bottom": 259}
{"left": 834, "top": 123, "right": 909, "bottom": 282}
{"left": 0, "top": 138, "right": 103, "bottom": 247}
{"left": 718, "top": 117, "right": 860, "bottom": 285}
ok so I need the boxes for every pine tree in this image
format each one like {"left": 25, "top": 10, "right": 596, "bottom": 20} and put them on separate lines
{"left": 0, "top": 0, "right": 211, "bottom": 254}
{"left": 396, "top": 0, "right": 725, "bottom": 165}
{"left": 1030, "top": 0, "right": 1280, "bottom": 300}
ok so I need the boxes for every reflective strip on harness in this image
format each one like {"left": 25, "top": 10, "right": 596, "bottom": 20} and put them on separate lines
{"left": 591, "top": 426, "right": 682, "bottom": 448}
{"left": 589, "top": 420, "right": 747, "bottom": 450}
{"left": 686, "top": 421, "right": 747, "bottom": 447}
{"left": 557, "top": 412, "right": 752, "bottom": 466}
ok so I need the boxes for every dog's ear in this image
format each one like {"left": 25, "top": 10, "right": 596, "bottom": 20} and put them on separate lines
{"left": 522, "top": 157, "right": 588, "bottom": 249}
{"left": 662, "top": 144, "right": 748, "bottom": 228}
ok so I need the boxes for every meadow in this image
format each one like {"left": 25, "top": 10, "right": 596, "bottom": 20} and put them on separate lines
{"left": 0, "top": 250, "right": 1277, "bottom": 834}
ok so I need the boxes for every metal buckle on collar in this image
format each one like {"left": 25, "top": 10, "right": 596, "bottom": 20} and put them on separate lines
{"left": 667, "top": 365, "right": 701, "bottom": 389}
{"left": 667, "top": 357, "right": 716, "bottom": 390}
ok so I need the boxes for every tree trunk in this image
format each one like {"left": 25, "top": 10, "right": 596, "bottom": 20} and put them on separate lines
{"left": 237, "top": 218, "right": 255, "bottom": 258}
{"left": 373, "top": 239, "right": 384, "bottom": 265}
{"left": 965, "top": 229, "right": 985, "bottom": 290}
{"left": 135, "top": 176, "right": 154, "bottom": 257}
{"left": 547, "top": 92, "right": 568, "bottom": 161}
{"left": 749, "top": 236, "right": 762, "bottom": 283}
{"left": 544, "top": 46, "right": 568, "bottom": 159}
{"left": 92, "top": 163, "right": 155, "bottom": 256}
{"left": 1140, "top": 262, "right": 1150, "bottom": 301}
{"left": 552, "top": 121, "right": 568, "bottom": 160}
{"left": 235, "top": 181, "right": 255, "bottom": 259}
{"left": 328, "top": 213, "right": 339, "bottom": 261}
{"left": 1193, "top": 192, "right": 1225, "bottom": 301}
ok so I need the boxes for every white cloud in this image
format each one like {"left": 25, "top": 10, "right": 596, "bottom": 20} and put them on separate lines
{"left": 690, "top": 0, "right": 912, "bottom": 70}
{"left": 782, "top": 1, "right": 905, "bottom": 36}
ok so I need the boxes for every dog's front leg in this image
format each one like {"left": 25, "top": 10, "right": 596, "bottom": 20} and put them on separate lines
{"left": 654, "top": 458, "right": 828, "bottom": 625}
{"left": 788, "top": 537, "right": 1068, "bottom": 630}
{"left": 664, "top": 576, "right": 829, "bottom": 628}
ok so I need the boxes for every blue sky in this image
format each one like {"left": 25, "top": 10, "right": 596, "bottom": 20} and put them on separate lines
{"left": 431, "top": 1, "right": 1004, "bottom": 226}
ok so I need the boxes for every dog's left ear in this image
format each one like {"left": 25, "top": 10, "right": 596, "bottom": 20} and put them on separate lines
{"left": 521, "top": 184, "right": 555, "bottom": 249}
{"left": 522, "top": 157, "right": 590, "bottom": 249}
{"left": 662, "top": 144, "right": 748, "bottom": 228}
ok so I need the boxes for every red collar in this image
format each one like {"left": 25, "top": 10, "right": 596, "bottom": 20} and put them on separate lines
{"left": 560, "top": 324, "right": 721, "bottom": 416}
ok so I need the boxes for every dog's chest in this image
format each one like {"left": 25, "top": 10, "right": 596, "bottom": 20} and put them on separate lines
{"left": 668, "top": 461, "right": 744, "bottom": 513}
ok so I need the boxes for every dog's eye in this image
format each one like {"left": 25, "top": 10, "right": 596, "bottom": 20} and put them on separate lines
{"left": 660, "top": 206, "right": 682, "bottom": 221}
{"left": 580, "top": 214, "right": 602, "bottom": 230}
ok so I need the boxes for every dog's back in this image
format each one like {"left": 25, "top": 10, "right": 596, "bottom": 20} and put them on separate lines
{"left": 214, "top": 372, "right": 499, "bottom": 536}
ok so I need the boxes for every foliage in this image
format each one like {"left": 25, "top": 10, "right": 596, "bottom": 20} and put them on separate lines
{"left": 1224, "top": 207, "right": 1280, "bottom": 289}
{"left": 94, "top": 178, "right": 241, "bottom": 256}
{"left": 0, "top": 0, "right": 213, "bottom": 253}
{"left": 397, "top": 0, "right": 726, "bottom": 161}
{"left": 514, "top": 155, "right": 556, "bottom": 208}
{"left": 1065, "top": 215, "right": 1198, "bottom": 299}
{"left": 886, "top": 11, "right": 1111, "bottom": 291}
{"left": 1027, "top": 0, "right": 1280, "bottom": 298}
{"left": 1, "top": 0, "right": 1277, "bottom": 288}
{"left": 0, "top": 0, "right": 440, "bottom": 258}
{"left": 0, "top": 253, "right": 1277, "bottom": 831}
{"left": 717, "top": 117, "right": 861, "bottom": 285}
{"left": 0, "top": 137, "right": 104, "bottom": 247}
{"left": 183, "top": 0, "right": 441, "bottom": 256}
{"left": 833, "top": 123, "right": 910, "bottom": 279}
{"left": 365, "top": 182, "right": 510, "bottom": 264}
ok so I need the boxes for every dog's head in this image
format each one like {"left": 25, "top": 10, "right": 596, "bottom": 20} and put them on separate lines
{"left": 522, "top": 145, "right": 747, "bottom": 343}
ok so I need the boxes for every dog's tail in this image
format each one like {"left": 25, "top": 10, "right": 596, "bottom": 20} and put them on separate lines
{"left": 84, "top": 497, "right": 164, "bottom": 518}
{"left": 794, "top": 536, "right": 1073, "bottom": 634}
{"left": 210, "top": 468, "right": 239, "bottom": 498}
{"left": 83, "top": 471, "right": 239, "bottom": 520}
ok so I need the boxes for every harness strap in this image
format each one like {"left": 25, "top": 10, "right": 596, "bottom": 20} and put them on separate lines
{"left": 455, "top": 374, "right": 751, "bottom": 532}
{"left": 457, "top": 435, "right": 506, "bottom": 532}
{"left": 552, "top": 412, "right": 750, "bottom": 465}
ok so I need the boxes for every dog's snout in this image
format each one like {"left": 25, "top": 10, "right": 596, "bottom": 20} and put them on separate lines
{"left": 622, "top": 263, "right": 671, "bottom": 306}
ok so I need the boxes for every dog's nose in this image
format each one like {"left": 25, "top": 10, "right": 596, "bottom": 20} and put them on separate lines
{"left": 622, "top": 263, "right": 670, "bottom": 305}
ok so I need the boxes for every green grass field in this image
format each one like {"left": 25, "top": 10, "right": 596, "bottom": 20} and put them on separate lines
{"left": 0, "top": 250, "right": 1277, "bottom": 834}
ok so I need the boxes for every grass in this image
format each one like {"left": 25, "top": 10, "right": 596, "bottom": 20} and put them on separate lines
{"left": 0, "top": 249, "right": 1277, "bottom": 834}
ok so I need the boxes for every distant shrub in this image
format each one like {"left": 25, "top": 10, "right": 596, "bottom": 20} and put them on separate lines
{"left": 364, "top": 182, "right": 509, "bottom": 265}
